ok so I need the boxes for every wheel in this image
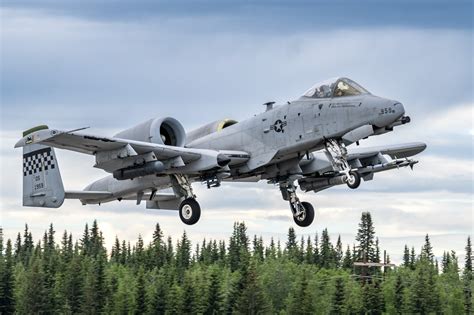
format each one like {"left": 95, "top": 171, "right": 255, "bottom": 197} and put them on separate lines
{"left": 179, "top": 198, "right": 201, "bottom": 225}
{"left": 292, "top": 201, "right": 315, "bottom": 227}
{"left": 346, "top": 171, "right": 361, "bottom": 189}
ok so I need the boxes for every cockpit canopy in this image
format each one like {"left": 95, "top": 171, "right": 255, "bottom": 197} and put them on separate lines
{"left": 301, "top": 77, "right": 369, "bottom": 99}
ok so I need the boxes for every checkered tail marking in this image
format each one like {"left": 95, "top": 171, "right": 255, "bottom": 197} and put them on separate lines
{"left": 23, "top": 148, "right": 55, "bottom": 177}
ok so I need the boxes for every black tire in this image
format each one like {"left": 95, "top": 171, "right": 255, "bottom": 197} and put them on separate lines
{"left": 292, "top": 201, "right": 315, "bottom": 227}
{"left": 346, "top": 171, "right": 361, "bottom": 189}
{"left": 179, "top": 198, "right": 201, "bottom": 225}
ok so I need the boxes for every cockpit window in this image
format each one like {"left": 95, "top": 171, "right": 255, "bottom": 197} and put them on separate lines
{"left": 333, "top": 78, "right": 369, "bottom": 97}
{"left": 301, "top": 77, "right": 369, "bottom": 99}
{"left": 302, "top": 78, "right": 338, "bottom": 99}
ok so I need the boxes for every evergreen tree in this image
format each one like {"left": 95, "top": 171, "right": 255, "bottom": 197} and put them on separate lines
{"left": 394, "top": 273, "right": 404, "bottom": 314}
{"left": 234, "top": 261, "right": 270, "bottom": 314}
{"left": 176, "top": 231, "right": 191, "bottom": 280}
{"left": 111, "top": 236, "right": 121, "bottom": 264}
{"left": 410, "top": 258, "right": 440, "bottom": 314}
{"left": 463, "top": 236, "right": 473, "bottom": 314}
{"left": 81, "top": 223, "right": 90, "bottom": 256}
{"left": 363, "top": 279, "right": 383, "bottom": 315}
{"left": 298, "top": 236, "right": 305, "bottom": 263}
{"left": 320, "top": 228, "right": 334, "bottom": 268}
{"left": 252, "top": 235, "right": 264, "bottom": 262}
{"left": 121, "top": 240, "right": 128, "bottom": 265}
{"left": 181, "top": 275, "right": 195, "bottom": 314}
{"left": 313, "top": 232, "right": 320, "bottom": 266}
{"left": 135, "top": 268, "right": 147, "bottom": 315}
{"left": 20, "top": 255, "right": 49, "bottom": 314}
{"left": 152, "top": 223, "right": 165, "bottom": 268}
{"left": 335, "top": 235, "right": 343, "bottom": 268}
{"left": 374, "top": 237, "right": 381, "bottom": 263}
{"left": 352, "top": 244, "right": 357, "bottom": 264}
{"left": 421, "top": 234, "right": 434, "bottom": 263}
{"left": 228, "top": 222, "right": 249, "bottom": 272}
{"left": 304, "top": 236, "right": 313, "bottom": 264}
{"left": 23, "top": 226, "right": 34, "bottom": 265}
{"left": 89, "top": 220, "right": 103, "bottom": 257}
{"left": 286, "top": 227, "right": 298, "bottom": 262}
{"left": 13, "top": 233, "right": 22, "bottom": 263}
{"left": 205, "top": 269, "right": 222, "bottom": 315}
{"left": 0, "top": 239, "right": 15, "bottom": 314}
{"left": 287, "top": 271, "right": 313, "bottom": 315}
{"left": 403, "top": 245, "right": 410, "bottom": 267}
{"left": 356, "top": 212, "right": 376, "bottom": 263}
{"left": 218, "top": 240, "right": 226, "bottom": 264}
{"left": 135, "top": 234, "right": 145, "bottom": 266}
{"left": 342, "top": 245, "right": 352, "bottom": 269}
{"left": 60, "top": 230, "right": 73, "bottom": 264}
{"left": 223, "top": 272, "right": 241, "bottom": 314}
{"left": 410, "top": 246, "right": 416, "bottom": 270}
{"left": 63, "top": 253, "right": 83, "bottom": 313}
{"left": 165, "top": 236, "right": 174, "bottom": 265}
{"left": 166, "top": 283, "right": 183, "bottom": 315}
{"left": 330, "top": 277, "right": 345, "bottom": 314}
{"left": 265, "top": 237, "right": 276, "bottom": 260}
{"left": 148, "top": 273, "right": 167, "bottom": 315}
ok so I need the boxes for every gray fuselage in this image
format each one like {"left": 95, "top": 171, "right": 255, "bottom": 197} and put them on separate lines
{"left": 84, "top": 92, "right": 404, "bottom": 202}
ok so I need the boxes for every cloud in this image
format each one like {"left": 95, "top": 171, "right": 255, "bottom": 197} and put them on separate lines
{"left": 1, "top": 9, "right": 472, "bottom": 131}
{"left": 2, "top": 1, "right": 472, "bottom": 30}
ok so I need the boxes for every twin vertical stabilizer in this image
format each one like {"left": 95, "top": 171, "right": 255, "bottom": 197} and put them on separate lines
{"left": 20, "top": 126, "right": 65, "bottom": 208}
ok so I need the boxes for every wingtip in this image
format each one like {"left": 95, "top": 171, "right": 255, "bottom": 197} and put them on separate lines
{"left": 14, "top": 138, "right": 25, "bottom": 148}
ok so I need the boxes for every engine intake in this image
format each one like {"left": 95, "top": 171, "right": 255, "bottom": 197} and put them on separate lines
{"left": 114, "top": 117, "right": 186, "bottom": 147}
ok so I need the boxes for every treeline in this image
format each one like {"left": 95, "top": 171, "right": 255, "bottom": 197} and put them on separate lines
{"left": 0, "top": 212, "right": 472, "bottom": 314}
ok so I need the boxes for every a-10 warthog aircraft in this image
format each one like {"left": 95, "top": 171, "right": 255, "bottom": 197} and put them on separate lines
{"left": 15, "top": 77, "right": 426, "bottom": 227}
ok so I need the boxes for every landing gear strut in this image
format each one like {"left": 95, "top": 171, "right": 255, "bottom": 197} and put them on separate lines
{"left": 280, "top": 181, "right": 315, "bottom": 227}
{"left": 171, "top": 174, "right": 201, "bottom": 225}
{"left": 325, "top": 139, "right": 361, "bottom": 189}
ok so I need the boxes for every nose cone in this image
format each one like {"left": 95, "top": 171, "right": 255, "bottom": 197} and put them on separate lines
{"left": 393, "top": 101, "right": 405, "bottom": 119}
{"left": 372, "top": 99, "right": 406, "bottom": 128}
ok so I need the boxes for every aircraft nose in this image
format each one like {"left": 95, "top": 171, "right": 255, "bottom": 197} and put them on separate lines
{"left": 392, "top": 101, "right": 405, "bottom": 120}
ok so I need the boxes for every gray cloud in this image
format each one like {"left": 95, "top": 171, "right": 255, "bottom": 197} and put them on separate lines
{"left": 2, "top": 1, "right": 471, "bottom": 29}
{"left": 1, "top": 9, "right": 472, "bottom": 133}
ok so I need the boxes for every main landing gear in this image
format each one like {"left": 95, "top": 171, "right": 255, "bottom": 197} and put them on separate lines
{"left": 171, "top": 174, "right": 201, "bottom": 225}
{"left": 280, "top": 181, "right": 315, "bottom": 227}
{"left": 325, "top": 139, "right": 361, "bottom": 189}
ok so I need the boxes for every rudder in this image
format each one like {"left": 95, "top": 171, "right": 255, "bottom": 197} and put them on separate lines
{"left": 21, "top": 126, "right": 65, "bottom": 208}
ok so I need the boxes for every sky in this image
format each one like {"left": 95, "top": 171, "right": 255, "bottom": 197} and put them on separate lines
{"left": 0, "top": 0, "right": 473, "bottom": 264}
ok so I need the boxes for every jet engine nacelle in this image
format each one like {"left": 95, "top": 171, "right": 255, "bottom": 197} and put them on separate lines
{"left": 114, "top": 117, "right": 186, "bottom": 147}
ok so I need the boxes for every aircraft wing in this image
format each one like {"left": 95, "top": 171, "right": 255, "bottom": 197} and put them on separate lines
{"left": 299, "top": 142, "right": 426, "bottom": 192}
{"left": 15, "top": 128, "right": 250, "bottom": 174}
{"left": 346, "top": 142, "right": 427, "bottom": 161}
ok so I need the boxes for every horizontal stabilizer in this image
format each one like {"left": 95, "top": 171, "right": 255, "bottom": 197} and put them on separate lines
{"left": 65, "top": 190, "right": 113, "bottom": 200}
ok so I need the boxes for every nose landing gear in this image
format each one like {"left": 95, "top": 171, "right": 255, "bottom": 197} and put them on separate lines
{"left": 346, "top": 170, "right": 361, "bottom": 189}
{"left": 325, "top": 139, "right": 361, "bottom": 189}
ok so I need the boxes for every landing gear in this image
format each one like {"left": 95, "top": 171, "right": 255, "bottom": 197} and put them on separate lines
{"left": 171, "top": 174, "right": 202, "bottom": 225}
{"left": 346, "top": 171, "right": 361, "bottom": 189}
{"left": 280, "top": 181, "right": 315, "bottom": 227}
{"left": 325, "top": 139, "right": 360, "bottom": 189}
{"left": 292, "top": 201, "right": 315, "bottom": 227}
{"left": 179, "top": 198, "right": 201, "bottom": 225}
